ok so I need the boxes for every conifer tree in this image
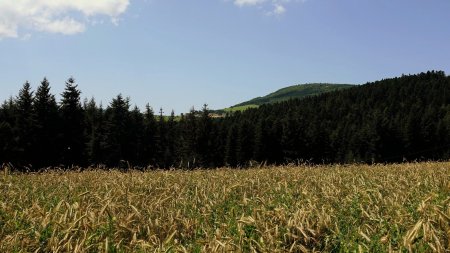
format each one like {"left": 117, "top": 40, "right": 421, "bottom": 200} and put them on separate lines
{"left": 164, "top": 110, "right": 177, "bottom": 167}
{"left": 60, "top": 77, "right": 85, "bottom": 166}
{"left": 236, "top": 119, "right": 254, "bottom": 165}
{"left": 143, "top": 104, "right": 157, "bottom": 166}
{"left": 129, "top": 106, "right": 144, "bottom": 165}
{"left": 104, "top": 94, "right": 130, "bottom": 166}
{"left": 253, "top": 118, "right": 267, "bottom": 162}
{"left": 34, "top": 78, "right": 59, "bottom": 166}
{"left": 0, "top": 100, "right": 15, "bottom": 164}
{"left": 84, "top": 98, "right": 106, "bottom": 165}
{"left": 180, "top": 107, "right": 198, "bottom": 168}
{"left": 155, "top": 108, "right": 166, "bottom": 167}
{"left": 15, "top": 81, "right": 36, "bottom": 167}
{"left": 196, "top": 104, "right": 212, "bottom": 167}
{"left": 225, "top": 124, "right": 238, "bottom": 167}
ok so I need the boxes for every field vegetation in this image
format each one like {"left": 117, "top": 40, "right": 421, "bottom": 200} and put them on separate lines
{"left": 1, "top": 162, "right": 449, "bottom": 252}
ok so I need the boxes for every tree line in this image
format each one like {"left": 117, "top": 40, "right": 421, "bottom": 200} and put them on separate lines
{"left": 1, "top": 71, "right": 450, "bottom": 170}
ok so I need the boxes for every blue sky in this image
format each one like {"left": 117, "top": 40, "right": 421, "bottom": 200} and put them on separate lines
{"left": 1, "top": 0, "right": 450, "bottom": 113}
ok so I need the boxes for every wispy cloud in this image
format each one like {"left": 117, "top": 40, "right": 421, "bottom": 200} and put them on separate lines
{"left": 234, "top": 0, "right": 267, "bottom": 7}
{"left": 0, "top": 0, "right": 130, "bottom": 39}
{"left": 232, "top": 0, "right": 304, "bottom": 16}
{"left": 267, "top": 4, "right": 286, "bottom": 16}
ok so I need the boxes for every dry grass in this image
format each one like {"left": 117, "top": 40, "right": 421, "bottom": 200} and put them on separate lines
{"left": 1, "top": 162, "right": 449, "bottom": 252}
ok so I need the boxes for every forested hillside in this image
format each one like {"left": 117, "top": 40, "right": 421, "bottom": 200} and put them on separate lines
{"left": 227, "top": 71, "right": 450, "bottom": 164}
{"left": 232, "top": 83, "right": 353, "bottom": 107}
{"left": 0, "top": 71, "right": 449, "bottom": 170}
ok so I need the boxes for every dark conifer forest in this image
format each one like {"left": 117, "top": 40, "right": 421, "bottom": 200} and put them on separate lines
{"left": 1, "top": 71, "right": 450, "bottom": 170}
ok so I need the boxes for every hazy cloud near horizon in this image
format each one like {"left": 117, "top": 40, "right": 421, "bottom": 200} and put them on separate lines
{"left": 0, "top": 0, "right": 130, "bottom": 39}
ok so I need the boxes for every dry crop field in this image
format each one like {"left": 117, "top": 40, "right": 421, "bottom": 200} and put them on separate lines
{"left": 1, "top": 162, "right": 449, "bottom": 252}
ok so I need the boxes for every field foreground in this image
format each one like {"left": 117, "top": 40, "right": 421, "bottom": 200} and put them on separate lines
{"left": 1, "top": 163, "right": 449, "bottom": 252}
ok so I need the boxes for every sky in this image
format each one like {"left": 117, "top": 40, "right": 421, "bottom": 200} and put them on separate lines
{"left": 1, "top": 0, "right": 450, "bottom": 113}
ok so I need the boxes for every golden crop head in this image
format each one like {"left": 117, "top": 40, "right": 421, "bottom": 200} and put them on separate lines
{"left": 0, "top": 162, "right": 449, "bottom": 252}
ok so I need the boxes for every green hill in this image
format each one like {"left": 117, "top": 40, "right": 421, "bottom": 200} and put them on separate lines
{"left": 231, "top": 83, "right": 354, "bottom": 109}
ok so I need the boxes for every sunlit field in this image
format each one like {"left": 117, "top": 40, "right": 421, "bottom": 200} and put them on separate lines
{"left": 1, "top": 162, "right": 449, "bottom": 252}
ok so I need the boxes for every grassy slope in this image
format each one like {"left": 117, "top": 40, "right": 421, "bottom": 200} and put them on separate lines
{"left": 223, "top": 104, "right": 259, "bottom": 112}
{"left": 231, "top": 83, "right": 353, "bottom": 109}
{"left": 1, "top": 162, "right": 449, "bottom": 252}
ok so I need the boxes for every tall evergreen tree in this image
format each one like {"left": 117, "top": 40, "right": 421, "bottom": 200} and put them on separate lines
{"left": 155, "top": 108, "right": 166, "bottom": 167}
{"left": 104, "top": 94, "right": 130, "bottom": 166}
{"left": 143, "top": 104, "right": 157, "bottom": 167}
{"left": 281, "top": 116, "right": 305, "bottom": 163}
{"left": 15, "top": 81, "right": 36, "bottom": 167}
{"left": 34, "top": 78, "right": 59, "bottom": 167}
{"left": 236, "top": 119, "right": 254, "bottom": 166}
{"left": 129, "top": 106, "right": 145, "bottom": 165}
{"left": 196, "top": 104, "right": 213, "bottom": 167}
{"left": 60, "top": 77, "right": 85, "bottom": 166}
{"left": 253, "top": 118, "right": 268, "bottom": 162}
{"left": 225, "top": 124, "right": 238, "bottom": 167}
{"left": 84, "top": 98, "right": 106, "bottom": 165}
{"left": 164, "top": 110, "right": 177, "bottom": 168}
{"left": 179, "top": 107, "right": 198, "bottom": 168}
{"left": 0, "top": 99, "right": 16, "bottom": 164}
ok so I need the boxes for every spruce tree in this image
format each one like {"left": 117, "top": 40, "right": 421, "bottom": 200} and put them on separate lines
{"left": 155, "top": 108, "right": 166, "bottom": 167}
{"left": 104, "top": 94, "right": 130, "bottom": 166}
{"left": 84, "top": 98, "right": 106, "bottom": 165}
{"left": 0, "top": 98, "right": 17, "bottom": 164}
{"left": 164, "top": 110, "right": 177, "bottom": 168}
{"left": 196, "top": 104, "right": 212, "bottom": 167}
{"left": 0, "top": 103, "right": 14, "bottom": 164}
{"left": 15, "top": 81, "right": 36, "bottom": 167}
{"left": 34, "top": 78, "right": 59, "bottom": 167}
{"left": 60, "top": 77, "right": 85, "bottom": 166}
{"left": 183, "top": 107, "right": 198, "bottom": 168}
{"left": 225, "top": 124, "right": 238, "bottom": 167}
{"left": 253, "top": 118, "right": 267, "bottom": 162}
{"left": 143, "top": 104, "right": 157, "bottom": 167}
{"left": 236, "top": 119, "right": 254, "bottom": 166}
{"left": 129, "top": 106, "right": 144, "bottom": 165}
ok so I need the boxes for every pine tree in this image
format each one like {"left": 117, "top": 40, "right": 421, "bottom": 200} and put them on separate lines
{"left": 129, "top": 106, "right": 144, "bottom": 166}
{"left": 196, "top": 104, "right": 212, "bottom": 167}
{"left": 143, "top": 104, "right": 157, "bottom": 167}
{"left": 60, "top": 77, "right": 85, "bottom": 166}
{"left": 236, "top": 119, "right": 254, "bottom": 166}
{"left": 15, "top": 81, "right": 36, "bottom": 167}
{"left": 0, "top": 98, "right": 17, "bottom": 164}
{"left": 155, "top": 108, "right": 166, "bottom": 167}
{"left": 281, "top": 116, "right": 301, "bottom": 162}
{"left": 164, "top": 110, "right": 177, "bottom": 168}
{"left": 225, "top": 124, "right": 238, "bottom": 167}
{"left": 84, "top": 98, "right": 106, "bottom": 165}
{"left": 180, "top": 107, "right": 198, "bottom": 168}
{"left": 253, "top": 118, "right": 267, "bottom": 162}
{"left": 104, "top": 94, "right": 130, "bottom": 166}
{"left": 0, "top": 101, "right": 14, "bottom": 164}
{"left": 34, "top": 78, "right": 59, "bottom": 167}
{"left": 210, "top": 120, "right": 227, "bottom": 167}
